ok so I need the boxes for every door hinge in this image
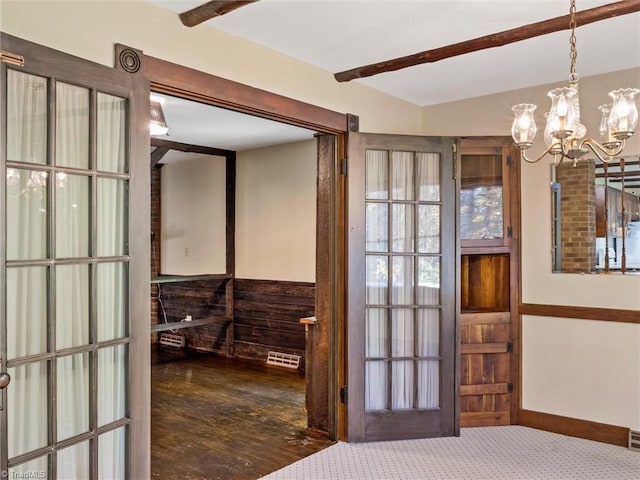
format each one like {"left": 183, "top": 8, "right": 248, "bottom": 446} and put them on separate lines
{"left": 507, "top": 382, "right": 514, "bottom": 393}
{"left": 506, "top": 154, "right": 513, "bottom": 167}
{"left": 340, "top": 158, "right": 348, "bottom": 176}
{"left": 340, "top": 386, "right": 348, "bottom": 405}
{"left": 0, "top": 51, "right": 25, "bottom": 67}
{"left": 506, "top": 341, "right": 514, "bottom": 353}
{"left": 452, "top": 143, "right": 458, "bottom": 179}
{"left": 507, "top": 226, "right": 513, "bottom": 238}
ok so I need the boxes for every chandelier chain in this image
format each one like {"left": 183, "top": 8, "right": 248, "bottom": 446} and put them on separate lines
{"left": 569, "top": 0, "right": 578, "bottom": 83}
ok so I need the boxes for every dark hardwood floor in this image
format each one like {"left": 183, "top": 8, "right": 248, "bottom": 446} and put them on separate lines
{"left": 151, "top": 345, "right": 334, "bottom": 480}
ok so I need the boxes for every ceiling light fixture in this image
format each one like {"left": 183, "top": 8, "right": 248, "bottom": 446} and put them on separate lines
{"left": 511, "top": 0, "right": 639, "bottom": 165}
{"left": 150, "top": 96, "right": 169, "bottom": 136}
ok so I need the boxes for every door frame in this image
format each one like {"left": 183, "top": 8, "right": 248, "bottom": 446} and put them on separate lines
{"left": 114, "top": 44, "right": 353, "bottom": 440}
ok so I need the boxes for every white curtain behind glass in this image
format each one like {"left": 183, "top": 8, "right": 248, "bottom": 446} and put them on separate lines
{"left": 7, "top": 75, "right": 126, "bottom": 477}
{"left": 391, "top": 152, "right": 414, "bottom": 410}
{"left": 365, "top": 151, "right": 388, "bottom": 410}
{"left": 364, "top": 150, "right": 441, "bottom": 412}
{"left": 7, "top": 71, "right": 49, "bottom": 460}
{"left": 95, "top": 93, "right": 127, "bottom": 478}
{"left": 53, "top": 82, "right": 91, "bottom": 478}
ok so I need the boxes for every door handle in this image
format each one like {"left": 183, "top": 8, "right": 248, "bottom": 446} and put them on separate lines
{"left": 0, "top": 372, "right": 10, "bottom": 389}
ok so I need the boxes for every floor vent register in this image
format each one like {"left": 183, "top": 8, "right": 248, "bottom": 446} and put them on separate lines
{"left": 159, "top": 333, "right": 185, "bottom": 348}
{"left": 266, "top": 351, "right": 301, "bottom": 369}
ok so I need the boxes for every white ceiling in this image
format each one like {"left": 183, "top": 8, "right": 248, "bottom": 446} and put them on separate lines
{"left": 147, "top": 0, "right": 640, "bottom": 106}
{"left": 147, "top": 1, "right": 640, "bottom": 154}
{"left": 153, "top": 93, "right": 315, "bottom": 162}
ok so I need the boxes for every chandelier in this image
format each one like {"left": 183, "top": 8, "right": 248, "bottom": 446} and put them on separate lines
{"left": 511, "top": 0, "right": 639, "bottom": 165}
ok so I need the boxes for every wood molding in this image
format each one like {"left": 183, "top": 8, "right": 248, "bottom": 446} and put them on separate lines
{"left": 136, "top": 44, "right": 348, "bottom": 442}
{"left": 519, "top": 303, "right": 640, "bottom": 324}
{"left": 180, "top": 1, "right": 258, "bottom": 27}
{"left": 519, "top": 409, "right": 630, "bottom": 447}
{"left": 142, "top": 53, "right": 348, "bottom": 134}
{"left": 334, "top": 0, "right": 640, "bottom": 82}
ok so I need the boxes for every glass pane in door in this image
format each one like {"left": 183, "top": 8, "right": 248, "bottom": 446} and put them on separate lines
{"left": 365, "top": 149, "right": 442, "bottom": 413}
{"left": 417, "top": 152, "right": 439, "bottom": 201}
{"left": 366, "top": 150, "right": 388, "bottom": 199}
{"left": 57, "top": 441, "right": 90, "bottom": 480}
{"left": 57, "top": 353, "right": 90, "bottom": 441}
{"left": 365, "top": 203, "right": 388, "bottom": 252}
{"left": 7, "top": 361, "right": 48, "bottom": 458}
{"left": 56, "top": 264, "right": 90, "bottom": 350}
{"left": 97, "top": 178, "right": 128, "bottom": 256}
{"left": 98, "top": 344, "right": 127, "bottom": 426}
{"left": 97, "top": 262, "right": 128, "bottom": 341}
{"left": 460, "top": 154, "right": 503, "bottom": 240}
{"left": 392, "top": 204, "right": 414, "bottom": 252}
{"left": 365, "top": 361, "right": 387, "bottom": 411}
{"left": 391, "top": 151, "right": 414, "bottom": 200}
{"left": 9, "top": 455, "right": 49, "bottom": 480}
{"left": 56, "top": 174, "right": 90, "bottom": 258}
{"left": 97, "top": 93, "right": 127, "bottom": 173}
{"left": 99, "top": 427, "right": 126, "bottom": 479}
{"left": 7, "top": 266, "right": 48, "bottom": 359}
{"left": 7, "top": 70, "right": 48, "bottom": 165}
{"left": 7, "top": 168, "right": 48, "bottom": 260}
{"left": 56, "top": 82, "right": 90, "bottom": 169}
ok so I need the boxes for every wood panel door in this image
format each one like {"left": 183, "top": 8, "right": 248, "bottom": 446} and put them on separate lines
{"left": 459, "top": 137, "right": 520, "bottom": 427}
{"left": 346, "top": 133, "right": 458, "bottom": 442}
{"left": 0, "top": 33, "right": 149, "bottom": 479}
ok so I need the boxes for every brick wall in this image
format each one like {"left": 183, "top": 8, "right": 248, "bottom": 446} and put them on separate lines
{"left": 557, "top": 160, "right": 596, "bottom": 273}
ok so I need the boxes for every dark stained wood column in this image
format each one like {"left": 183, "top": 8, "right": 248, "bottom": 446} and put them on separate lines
{"left": 305, "top": 134, "right": 336, "bottom": 432}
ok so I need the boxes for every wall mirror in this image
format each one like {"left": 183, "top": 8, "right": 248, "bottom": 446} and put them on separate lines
{"left": 551, "top": 156, "right": 640, "bottom": 274}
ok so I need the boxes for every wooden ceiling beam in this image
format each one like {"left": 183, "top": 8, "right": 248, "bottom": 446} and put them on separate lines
{"left": 151, "top": 146, "right": 170, "bottom": 168}
{"left": 335, "top": 0, "right": 640, "bottom": 82}
{"left": 151, "top": 137, "right": 235, "bottom": 157}
{"left": 180, "top": 1, "right": 258, "bottom": 27}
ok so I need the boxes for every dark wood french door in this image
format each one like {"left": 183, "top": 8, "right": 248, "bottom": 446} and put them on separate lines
{"left": 0, "top": 33, "right": 149, "bottom": 478}
{"left": 346, "top": 133, "right": 458, "bottom": 442}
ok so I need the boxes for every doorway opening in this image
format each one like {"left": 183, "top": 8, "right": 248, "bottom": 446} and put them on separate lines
{"left": 146, "top": 92, "right": 338, "bottom": 478}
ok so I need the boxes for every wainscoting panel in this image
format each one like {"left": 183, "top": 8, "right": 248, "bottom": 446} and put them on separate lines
{"left": 234, "top": 279, "right": 315, "bottom": 365}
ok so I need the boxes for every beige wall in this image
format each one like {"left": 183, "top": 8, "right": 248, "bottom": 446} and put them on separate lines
{"left": 3, "top": 0, "right": 639, "bottom": 431}
{"left": 424, "top": 69, "right": 640, "bottom": 430}
{"left": 161, "top": 156, "right": 226, "bottom": 275}
{"left": 236, "top": 140, "right": 316, "bottom": 282}
{"left": 0, "top": 0, "right": 423, "bottom": 135}
{"left": 523, "top": 316, "right": 640, "bottom": 429}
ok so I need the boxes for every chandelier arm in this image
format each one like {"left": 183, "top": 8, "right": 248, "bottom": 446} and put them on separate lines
{"left": 580, "top": 138, "right": 625, "bottom": 163}
{"left": 519, "top": 142, "right": 563, "bottom": 163}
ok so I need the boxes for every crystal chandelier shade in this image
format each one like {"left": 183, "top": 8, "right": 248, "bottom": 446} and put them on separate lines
{"left": 511, "top": 0, "right": 639, "bottom": 165}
